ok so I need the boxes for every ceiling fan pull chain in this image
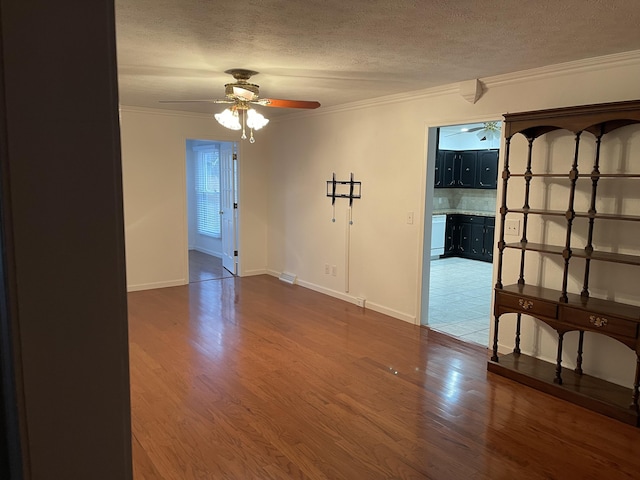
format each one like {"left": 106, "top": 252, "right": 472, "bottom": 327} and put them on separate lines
{"left": 241, "top": 110, "right": 247, "bottom": 140}
{"left": 250, "top": 128, "right": 255, "bottom": 144}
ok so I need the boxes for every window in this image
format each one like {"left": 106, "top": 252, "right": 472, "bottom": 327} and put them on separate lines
{"left": 194, "top": 145, "right": 221, "bottom": 238}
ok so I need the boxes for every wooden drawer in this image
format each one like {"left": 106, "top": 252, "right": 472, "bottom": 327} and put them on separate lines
{"left": 560, "top": 307, "right": 639, "bottom": 339}
{"left": 496, "top": 290, "right": 558, "bottom": 318}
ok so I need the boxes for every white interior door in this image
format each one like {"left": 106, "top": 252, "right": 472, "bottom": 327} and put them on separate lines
{"left": 220, "top": 143, "right": 237, "bottom": 274}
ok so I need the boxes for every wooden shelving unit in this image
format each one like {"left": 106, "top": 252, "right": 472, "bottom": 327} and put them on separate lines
{"left": 488, "top": 100, "right": 640, "bottom": 426}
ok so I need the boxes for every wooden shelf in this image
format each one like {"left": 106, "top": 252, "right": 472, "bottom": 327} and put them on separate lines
{"left": 509, "top": 173, "right": 569, "bottom": 178}
{"left": 508, "top": 173, "right": 640, "bottom": 178}
{"left": 579, "top": 212, "right": 640, "bottom": 222}
{"left": 500, "top": 283, "right": 640, "bottom": 320}
{"left": 507, "top": 209, "right": 640, "bottom": 222}
{"left": 488, "top": 353, "right": 639, "bottom": 426}
{"left": 503, "top": 99, "right": 640, "bottom": 137}
{"left": 507, "top": 208, "right": 566, "bottom": 217}
{"left": 583, "top": 173, "right": 640, "bottom": 178}
{"left": 574, "top": 249, "right": 640, "bottom": 266}
{"left": 504, "top": 242, "right": 640, "bottom": 266}
{"left": 504, "top": 242, "right": 564, "bottom": 256}
{"left": 492, "top": 100, "right": 640, "bottom": 426}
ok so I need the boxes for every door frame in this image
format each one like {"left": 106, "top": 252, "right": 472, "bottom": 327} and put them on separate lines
{"left": 417, "top": 117, "right": 503, "bottom": 327}
{"left": 183, "top": 138, "right": 240, "bottom": 282}
{"left": 220, "top": 142, "right": 238, "bottom": 275}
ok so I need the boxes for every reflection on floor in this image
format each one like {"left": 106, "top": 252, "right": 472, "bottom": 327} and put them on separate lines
{"left": 428, "top": 256, "right": 492, "bottom": 346}
{"left": 189, "top": 250, "right": 233, "bottom": 283}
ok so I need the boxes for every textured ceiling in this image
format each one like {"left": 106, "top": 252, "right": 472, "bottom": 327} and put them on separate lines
{"left": 115, "top": 0, "right": 640, "bottom": 116}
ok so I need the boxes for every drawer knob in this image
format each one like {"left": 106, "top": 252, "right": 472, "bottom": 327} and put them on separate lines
{"left": 518, "top": 299, "right": 534, "bottom": 311}
{"left": 589, "top": 315, "right": 608, "bottom": 328}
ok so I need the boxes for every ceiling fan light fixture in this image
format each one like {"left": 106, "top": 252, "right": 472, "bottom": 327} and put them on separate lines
{"left": 165, "top": 69, "right": 320, "bottom": 143}
{"left": 246, "top": 108, "right": 269, "bottom": 130}
{"left": 214, "top": 107, "right": 241, "bottom": 130}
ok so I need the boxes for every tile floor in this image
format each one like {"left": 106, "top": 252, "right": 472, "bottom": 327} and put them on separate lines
{"left": 427, "top": 256, "right": 493, "bottom": 346}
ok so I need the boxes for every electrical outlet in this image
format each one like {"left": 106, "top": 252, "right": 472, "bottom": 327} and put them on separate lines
{"left": 505, "top": 219, "right": 520, "bottom": 236}
{"left": 324, "top": 263, "right": 330, "bottom": 274}
{"left": 356, "top": 297, "right": 366, "bottom": 308}
{"left": 331, "top": 265, "right": 337, "bottom": 276}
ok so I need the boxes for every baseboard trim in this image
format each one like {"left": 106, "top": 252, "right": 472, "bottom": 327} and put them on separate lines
{"left": 127, "top": 279, "right": 187, "bottom": 292}
{"left": 242, "top": 268, "right": 269, "bottom": 277}
{"left": 267, "top": 272, "right": 417, "bottom": 324}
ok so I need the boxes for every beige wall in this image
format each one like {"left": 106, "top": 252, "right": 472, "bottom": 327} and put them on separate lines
{"left": 119, "top": 107, "right": 268, "bottom": 290}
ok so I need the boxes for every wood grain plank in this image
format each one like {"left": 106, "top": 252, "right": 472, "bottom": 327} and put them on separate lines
{"left": 128, "top": 275, "right": 640, "bottom": 479}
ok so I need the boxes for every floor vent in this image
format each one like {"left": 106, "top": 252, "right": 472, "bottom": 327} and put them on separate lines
{"left": 279, "top": 272, "right": 297, "bottom": 284}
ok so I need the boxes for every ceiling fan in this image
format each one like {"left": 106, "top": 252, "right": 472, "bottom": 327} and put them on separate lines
{"left": 444, "top": 121, "right": 501, "bottom": 142}
{"left": 160, "top": 68, "right": 321, "bottom": 142}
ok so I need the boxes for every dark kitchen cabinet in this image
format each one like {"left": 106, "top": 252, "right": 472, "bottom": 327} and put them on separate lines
{"left": 469, "top": 223, "right": 485, "bottom": 258}
{"left": 477, "top": 150, "right": 499, "bottom": 188}
{"left": 458, "top": 152, "right": 477, "bottom": 187}
{"left": 443, "top": 214, "right": 494, "bottom": 262}
{"left": 441, "top": 150, "right": 477, "bottom": 187}
{"left": 483, "top": 218, "right": 495, "bottom": 261}
{"left": 442, "top": 151, "right": 457, "bottom": 187}
{"left": 435, "top": 149, "right": 498, "bottom": 189}
{"left": 444, "top": 215, "right": 459, "bottom": 255}
{"left": 434, "top": 150, "right": 444, "bottom": 187}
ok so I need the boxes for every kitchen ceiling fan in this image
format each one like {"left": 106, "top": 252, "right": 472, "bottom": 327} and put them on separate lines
{"left": 445, "top": 121, "right": 501, "bottom": 142}
{"left": 160, "top": 68, "right": 321, "bottom": 142}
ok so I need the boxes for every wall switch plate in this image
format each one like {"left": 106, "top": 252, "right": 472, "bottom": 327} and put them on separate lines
{"left": 324, "top": 263, "right": 330, "bottom": 274}
{"left": 331, "top": 265, "right": 337, "bottom": 276}
{"left": 505, "top": 219, "right": 520, "bottom": 236}
{"left": 407, "top": 211, "right": 414, "bottom": 224}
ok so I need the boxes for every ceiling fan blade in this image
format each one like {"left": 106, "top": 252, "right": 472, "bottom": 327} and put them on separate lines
{"left": 159, "top": 99, "right": 234, "bottom": 104}
{"left": 232, "top": 86, "right": 257, "bottom": 101}
{"left": 444, "top": 126, "right": 486, "bottom": 137}
{"left": 259, "top": 98, "right": 321, "bottom": 109}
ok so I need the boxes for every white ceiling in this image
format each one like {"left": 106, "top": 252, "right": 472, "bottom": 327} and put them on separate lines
{"left": 115, "top": 0, "right": 640, "bottom": 116}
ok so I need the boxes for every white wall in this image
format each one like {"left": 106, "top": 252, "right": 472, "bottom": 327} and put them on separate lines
{"left": 120, "top": 107, "right": 269, "bottom": 291}
{"left": 266, "top": 51, "right": 640, "bottom": 387}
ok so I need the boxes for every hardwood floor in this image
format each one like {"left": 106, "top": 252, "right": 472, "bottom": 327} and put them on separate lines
{"left": 189, "top": 250, "right": 233, "bottom": 283}
{"left": 128, "top": 275, "right": 640, "bottom": 479}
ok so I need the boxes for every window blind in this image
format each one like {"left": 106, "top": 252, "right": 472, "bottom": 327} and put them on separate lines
{"left": 195, "top": 146, "right": 221, "bottom": 238}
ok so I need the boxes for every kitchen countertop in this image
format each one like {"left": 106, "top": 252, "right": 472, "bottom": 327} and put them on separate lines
{"left": 433, "top": 210, "right": 495, "bottom": 216}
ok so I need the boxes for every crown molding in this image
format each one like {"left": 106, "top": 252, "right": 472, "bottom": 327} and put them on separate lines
{"left": 279, "top": 50, "right": 640, "bottom": 122}
{"left": 483, "top": 49, "right": 640, "bottom": 88}
{"left": 272, "top": 84, "right": 461, "bottom": 123}
{"left": 123, "top": 50, "right": 640, "bottom": 123}
{"left": 118, "top": 105, "right": 213, "bottom": 119}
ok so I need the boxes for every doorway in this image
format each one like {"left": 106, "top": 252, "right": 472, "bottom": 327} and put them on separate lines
{"left": 186, "top": 139, "right": 238, "bottom": 282}
{"left": 422, "top": 121, "right": 501, "bottom": 345}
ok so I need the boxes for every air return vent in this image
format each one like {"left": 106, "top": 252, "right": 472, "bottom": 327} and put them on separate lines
{"left": 279, "top": 272, "right": 297, "bottom": 284}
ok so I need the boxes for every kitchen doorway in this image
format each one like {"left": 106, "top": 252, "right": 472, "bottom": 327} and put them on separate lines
{"left": 422, "top": 121, "right": 501, "bottom": 345}
{"left": 186, "top": 139, "right": 238, "bottom": 283}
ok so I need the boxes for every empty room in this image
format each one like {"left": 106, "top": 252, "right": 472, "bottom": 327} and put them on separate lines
{"left": 3, "top": 1, "right": 640, "bottom": 479}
